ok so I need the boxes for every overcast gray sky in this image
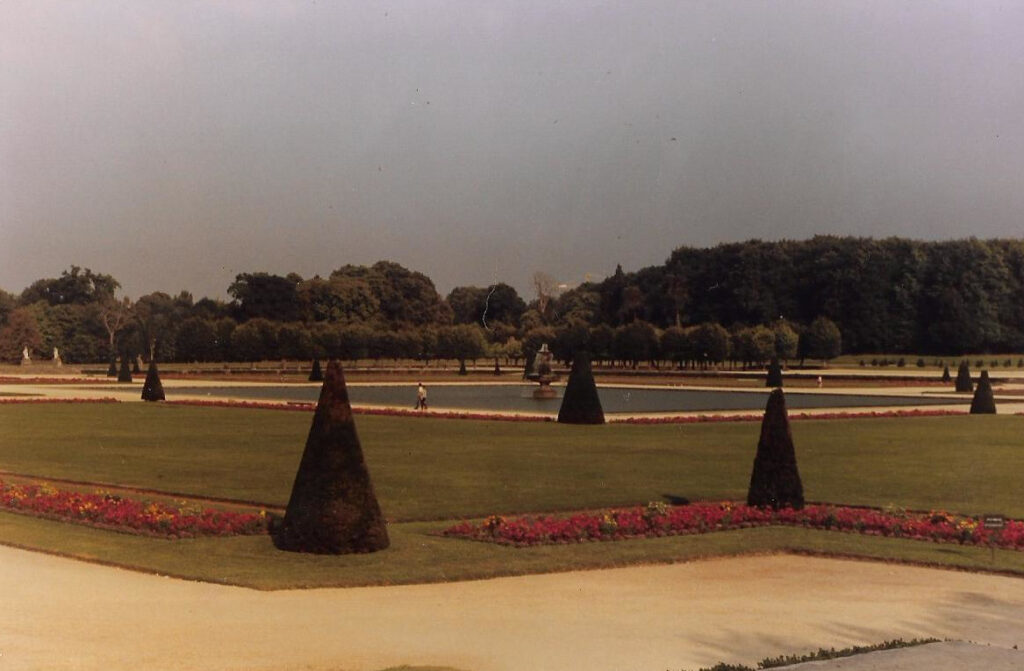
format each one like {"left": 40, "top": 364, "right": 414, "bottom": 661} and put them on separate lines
{"left": 3, "top": 1, "right": 1023, "bottom": 300}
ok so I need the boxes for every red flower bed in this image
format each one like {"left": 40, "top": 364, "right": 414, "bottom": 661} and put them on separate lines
{"left": 443, "top": 501, "right": 1024, "bottom": 551}
{"left": 611, "top": 408, "right": 967, "bottom": 424}
{"left": 0, "top": 479, "right": 268, "bottom": 539}
{"left": 0, "top": 397, "right": 120, "bottom": 405}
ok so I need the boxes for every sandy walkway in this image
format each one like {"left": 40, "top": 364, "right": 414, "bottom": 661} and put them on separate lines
{"left": 1, "top": 548, "right": 1023, "bottom": 671}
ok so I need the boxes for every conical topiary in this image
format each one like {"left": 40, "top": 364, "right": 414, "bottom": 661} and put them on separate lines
{"left": 274, "top": 361, "right": 389, "bottom": 554}
{"left": 557, "top": 351, "right": 605, "bottom": 425}
{"left": 747, "top": 389, "right": 804, "bottom": 510}
{"left": 969, "top": 370, "right": 996, "bottom": 414}
{"left": 494, "top": 358, "right": 501, "bottom": 376}
{"left": 941, "top": 365, "right": 951, "bottom": 383}
{"left": 117, "top": 355, "right": 132, "bottom": 382}
{"left": 955, "top": 360, "right": 973, "bottom": 392}
{"left": 141, "top": 361, "right": 165, "bottom": 401}
{"left": 308, "top": 358, "right": 323, "bottom": 382}
{"left": 765, "top": 356, "right": 783, "bottom": 388}
{"left": 458, "top": 359, "right": 468, "bottom": 375}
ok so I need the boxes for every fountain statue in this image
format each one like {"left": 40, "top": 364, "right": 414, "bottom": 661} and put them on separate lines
{"left": 526, "top": 343, "right": 558, "bottom": 399}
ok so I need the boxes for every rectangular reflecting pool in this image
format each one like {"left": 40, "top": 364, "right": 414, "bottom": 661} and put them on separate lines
{"left": 164, "top": 384, "right": 964, "bottom": 414}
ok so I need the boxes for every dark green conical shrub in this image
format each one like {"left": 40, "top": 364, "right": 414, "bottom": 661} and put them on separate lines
{"left": 969, "top": 370, "right": 996, "bottom": 414}
{"left": 494, "top": 358, "right": 501, "bottom": 376}
{"left": 117, "top": 356, "right": 132, "bottom": 383}
{"left": 954, "top": 360, "right": 973, "bottom": 392}
{"left": 747, "top": 389, "right": 804, "bottom": 510}
{"left": 941, "top": 365, "right": 951, "bottom": 383}
{"left": 141, "top": 361, "right": 165, "bottom": 401}
{"left": 308, "top": 358, "right": 323, "bottom": 382}
{"left": 458, "top": 359, "right": 468, "bottom": 375}
{"left": 274, "top": 361, "right": 389, "bottom": 554}
{"left": 765, "top": 357, "right": 783, "bottom": 388}
{"left": 557, "top": 351, "right": 605, "bottom": 425}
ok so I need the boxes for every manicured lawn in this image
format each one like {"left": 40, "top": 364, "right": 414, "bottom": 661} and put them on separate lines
{"left": 1, "top": 403, "right": 1023, "bottom": 588}
{"left": 1, "top": 404, "right": 1023, "bottom": 519}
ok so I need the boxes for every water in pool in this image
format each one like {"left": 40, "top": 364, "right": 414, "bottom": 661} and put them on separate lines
{"left": 165, "top": 384, "right": 962, "bottom": 414}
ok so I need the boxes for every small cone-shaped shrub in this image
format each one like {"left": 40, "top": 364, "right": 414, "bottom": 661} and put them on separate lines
{"left": 557, "top": 351, "right": 605, "bottom": 425}
{"left": 765, "top": 357, "right": 783, "bottom": 388}
{"left": 458, "top": 359, "right": 468, "bottom": 375}
{"left": 747, "top": 389, "right": 804, "bottom": 510}
{"left": 117, "top": 356, "right": 132, "bottom": 383}
{"left": 969, "top": 370, "right": 996, "bottom": 414}
{"left": 955, "top": 360, "right": 973, "bottom": 392}
{"left": 275, "top": 361, "right": 389, "bottom": 554}
{"left": 308, "top": 358, "right": 323, "bottom": 382}
{"left": 941, "top": 365, "right": 951, "bottom": 383}
{"left": 141, "top": 361, "right": 165, "bottom": 401}
{"left": 493, "top": 358, "right": 501, "bottom": 376}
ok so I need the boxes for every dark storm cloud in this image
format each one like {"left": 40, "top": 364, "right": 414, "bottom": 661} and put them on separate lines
{"left": 3, "top": 1, "right": 1023, "bottom": 299}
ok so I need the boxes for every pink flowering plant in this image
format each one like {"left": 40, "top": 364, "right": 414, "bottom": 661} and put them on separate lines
{"left": 443, "top": 501, "right": 1024, "bottom": 551}
{"left": 0, "top": 479, "right": 267, "bottom": 539}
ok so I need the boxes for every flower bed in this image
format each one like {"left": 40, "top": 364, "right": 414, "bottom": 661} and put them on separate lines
{"left": 610, "top": 408, "right": 967, "bottom": 424}
{"left": 0, "top": 397, "right": 120, "bottom": 405}
{"left": 0, "top": 479, "right": 267, "bottom": 539}
{"left": 443, "top": 501, "right": 1024, "bottom": 551}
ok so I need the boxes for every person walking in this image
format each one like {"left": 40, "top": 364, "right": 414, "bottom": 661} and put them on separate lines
{"left": 415, "top": 382, "right": 428, "bottom": 410}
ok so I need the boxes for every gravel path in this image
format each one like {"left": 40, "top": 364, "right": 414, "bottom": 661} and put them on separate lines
{"left": 2, "top": 548, "right": 1024, "bottom": 671}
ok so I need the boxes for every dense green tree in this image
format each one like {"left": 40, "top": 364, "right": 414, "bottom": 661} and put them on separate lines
{"left": 19, "top": 266, "right": 119, "bottom": 306}
{"left": 277, "top": 323, "right": 315, "bottom": 360}
{"left": 804, "top": 317, "right": 842, "bottom": 363}
{"left": 436, "top": 324, "right": 487, "bottom": 368}
{"left": 332, "top": 261, "right": 450, "bottom": 327}
{"left": 735, "top": 325, "right": 776, "bottom": 366}
{"left": 660, "top": 326, "right": 691, "bottom": 368}
{"left": 447, "top": 283, "right": 526, "bottom": 328}
{"left": 175, "top": 317, "right": 219, "bottom": 362}
{"left": 612, "top": 320, "right": 659, "bottom": 367}
{"left": 134, "top": 292, "right": 187, "bottom": 361}
{"left": 297, "top": 276, "right": 379, "bottom": 324}
{"left": 229, "top": 318, "right": 279, "bottom": 361}
{"left": 228, "top": 272, "right": 303, "bottom": 322}
{"left": 691, "top": 322, "right": 731, "bottom": 367}
{"left": 0, "top": 307, "right": 43, "bottom": 361}
{"left": 772, "top": 321, "right": 799, "bottom": 360}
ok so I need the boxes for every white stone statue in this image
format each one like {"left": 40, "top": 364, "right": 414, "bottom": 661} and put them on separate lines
{"left": 21, "top": 346, "right": 30, "bottom": 362}
{"left": 53, "top": 347, "right": 62, "bottom": 366}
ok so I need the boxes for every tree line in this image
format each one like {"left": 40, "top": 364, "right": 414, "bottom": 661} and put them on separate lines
{"left": 1, "top": 236, "right": 1020, "bottom": 367}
